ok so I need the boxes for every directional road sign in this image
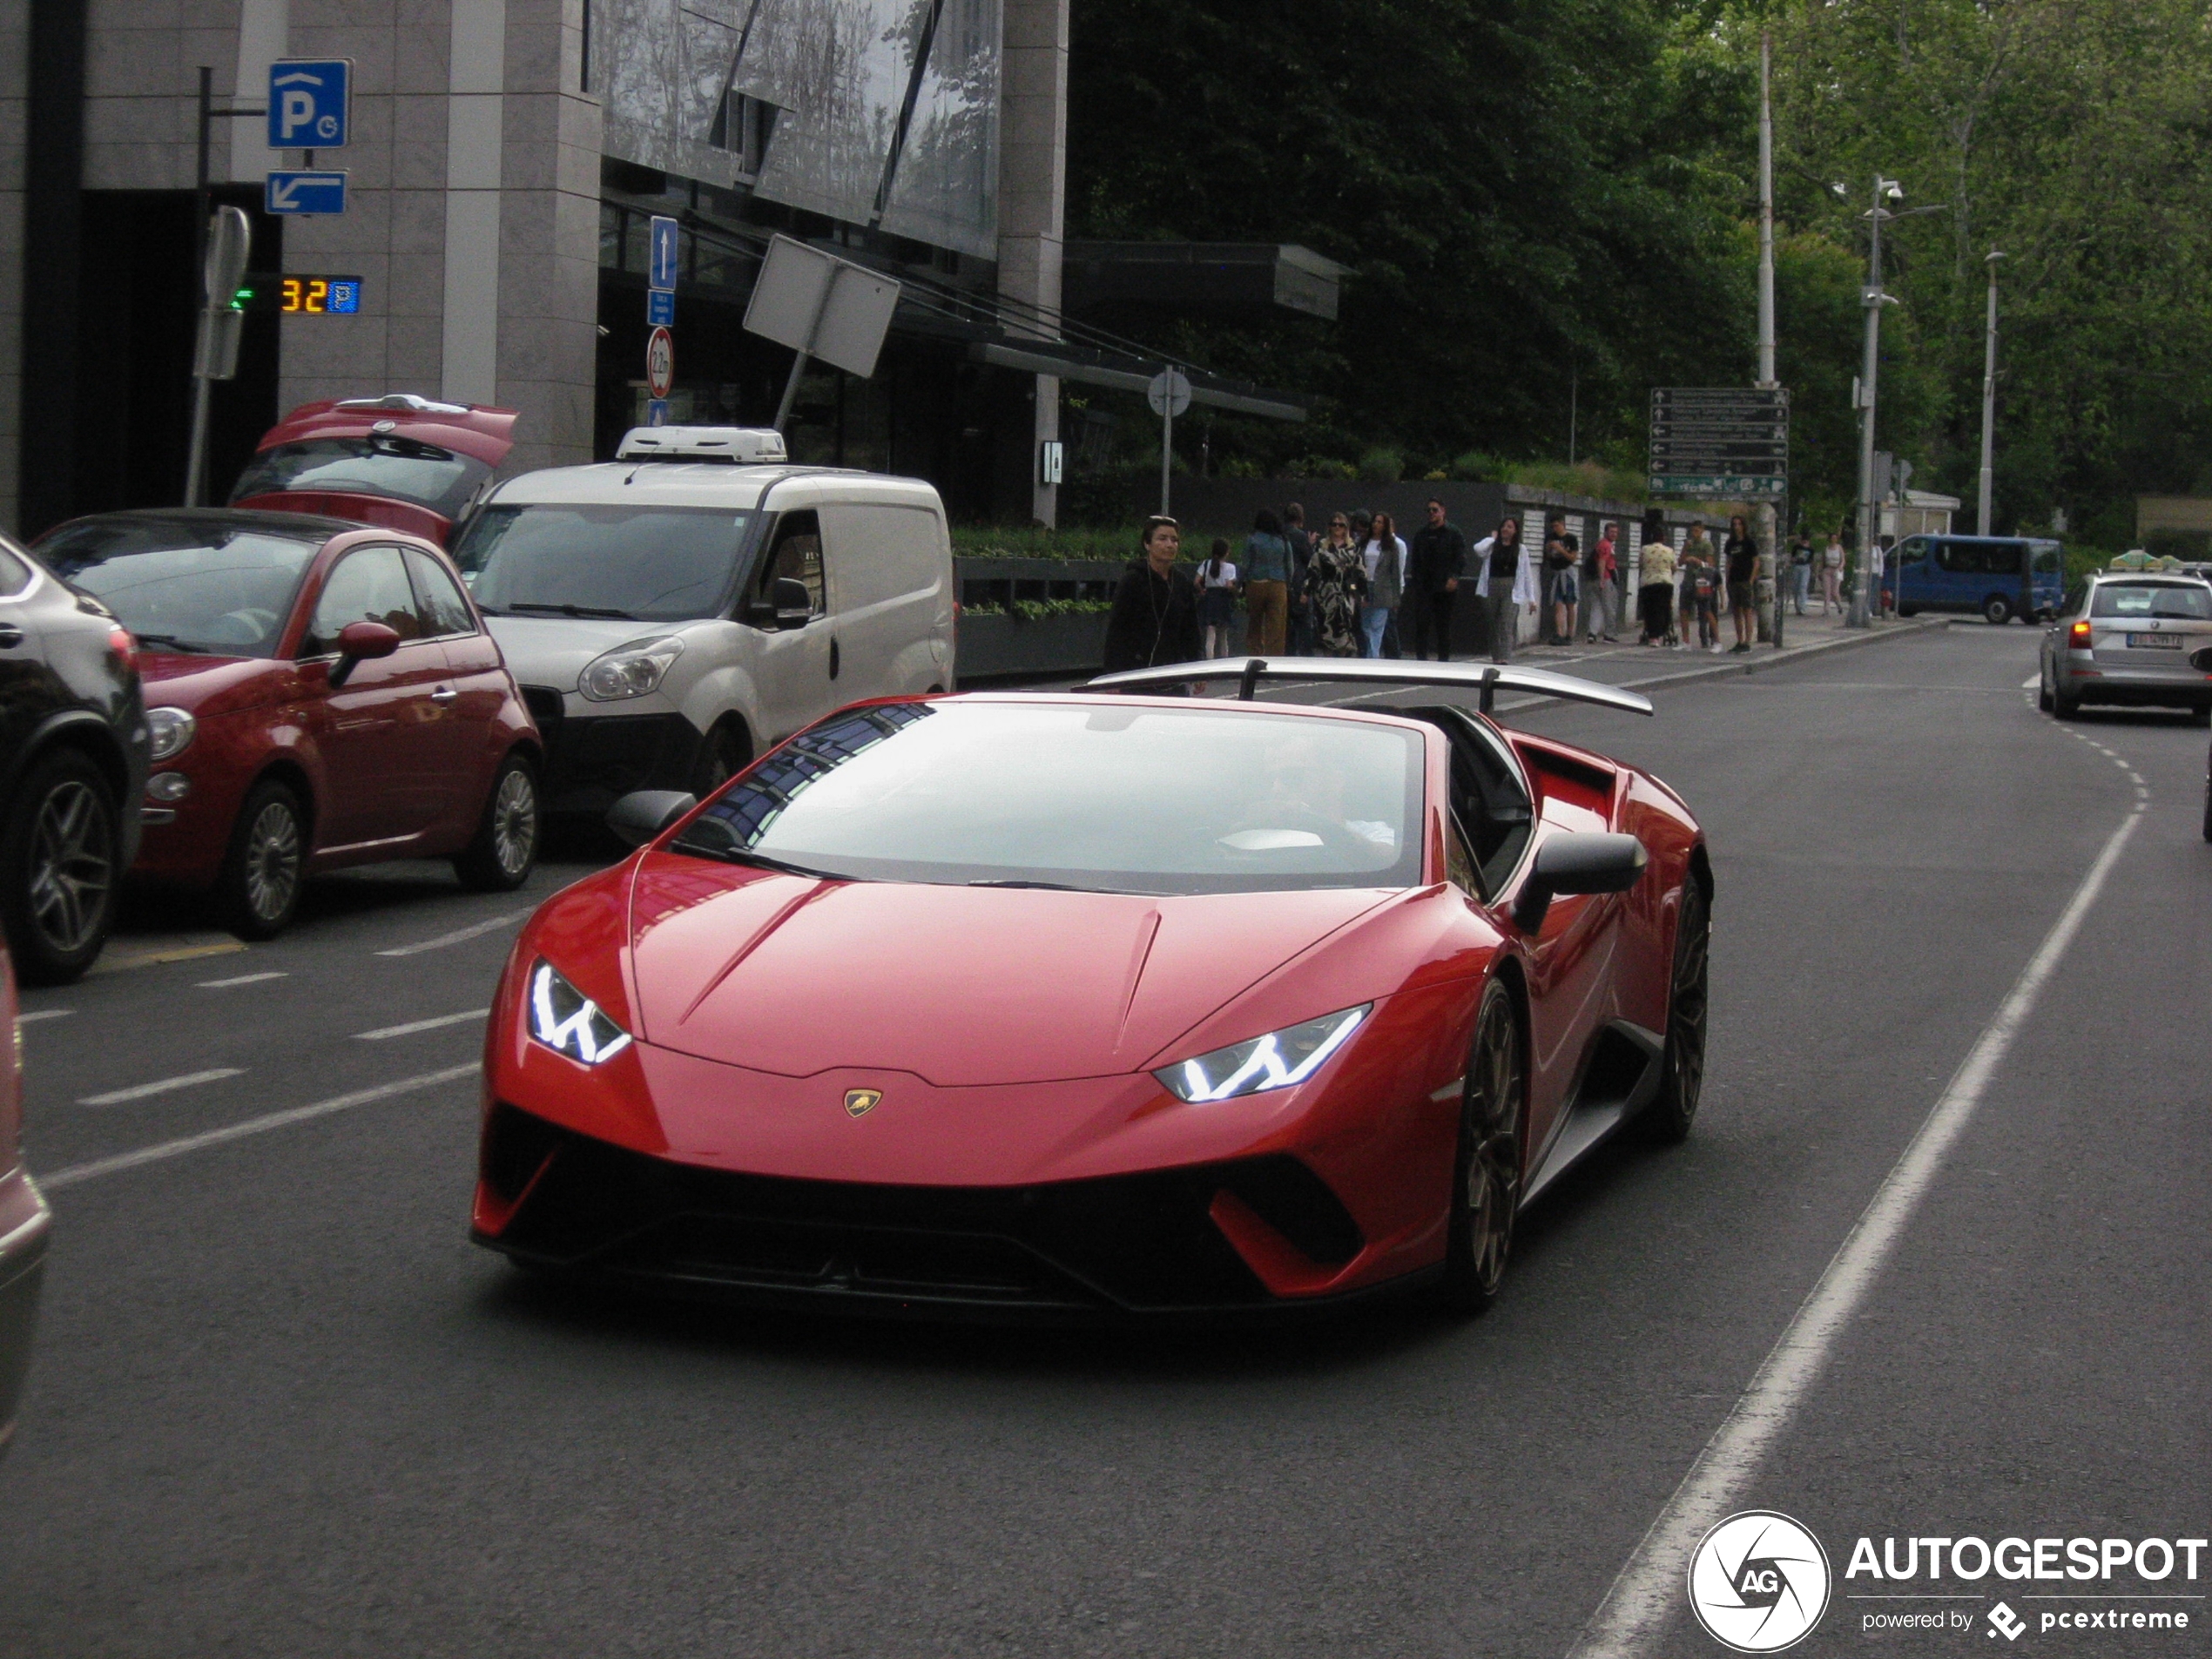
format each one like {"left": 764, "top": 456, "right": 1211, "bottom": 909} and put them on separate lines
{"left": 1648, "top": 474, "right": 1789, "bottom": 499}
{"left": 646, "top": 326, "right": 675, "bottom": 400}
{"left": 267, "top": 60, "right": 352, "bottom": 149}
{"left": 646, "top": 288, "right": 675, "bottom": 327}
{"left": 645, "top": 399, "right": 671, "bottom": 428}
{"left": 1649, "top": 386, "right": 1790, "bottom": 496}
{"left": 1651, "top": 387, "right": 1790, "bottom": 408}
{"left": 1148, "top": 367, "right": 1192, "bottom": 418}
{"left": 648, "top": 216, "right": 680, "bottom": 292}
{"left": 265, "top": 171, "right": 349, "bottom": 215}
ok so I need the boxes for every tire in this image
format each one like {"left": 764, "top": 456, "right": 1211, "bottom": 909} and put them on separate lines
{"left": 1983, "top": 596, "right": 2012, "bottom": 625}
{"left": 455, "top": 752, "right": 541, "bottom": 892}
{"left": 1433, "top": 979, "right": 1524, "bottom": 1315}
{"left": 687, "top": 718, "right": 752, "bottom": 798}
{"left": 219, "top": 779, "right": 307, "bottom": 940}
{"left": 2054, "top": 684, "right": 2081, "bottom": 719}
{"left": 2038, "top": 661, "right": 2055, "bottom": 712}
{"left": 2202, "top": 773, "right": 2212, "bottom": 845}
{"left": 1645, "top": 880, "right": 1709, "bottom": 1144}
{"left": 0, "top": 747, "right": 121, "bottom": 985}
{"left": 1898, "top": 604, "right": 1919, "bottom": 618}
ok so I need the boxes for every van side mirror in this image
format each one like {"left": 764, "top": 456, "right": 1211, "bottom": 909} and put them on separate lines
{"left": 745, "top": 577, "right": 813, "bottom": 631}
{"left": 607, "top": 789, "right": 698, "bottom": 847}
{"left": 1513, "top": 832, "right": 1648, "bottom": 934}
{"left": 329, "top": 620, "right": 401, "bottom": 686}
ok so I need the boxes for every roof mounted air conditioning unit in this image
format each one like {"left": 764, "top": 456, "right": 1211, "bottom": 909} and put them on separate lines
{"left": 616, "top": 426, "right": 789, "bottom": 464}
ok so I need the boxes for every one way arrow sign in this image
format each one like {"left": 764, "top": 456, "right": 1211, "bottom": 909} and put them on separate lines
{"left": 265, "top": 170, "right": 348, "bottom": 215}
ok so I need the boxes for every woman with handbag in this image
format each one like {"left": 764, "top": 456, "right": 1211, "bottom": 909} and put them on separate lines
{"left": 1305, "top": 512, "right": 1370, "bottom": 658}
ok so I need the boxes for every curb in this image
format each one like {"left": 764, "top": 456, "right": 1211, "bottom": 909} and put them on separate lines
{"left": 1492, "top": 617, "right": 1951, "bottom": 713}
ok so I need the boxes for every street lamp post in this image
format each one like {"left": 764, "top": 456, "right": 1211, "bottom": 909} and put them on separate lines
{"left": 1977, "top": 250, "right": 2006, "bottom": 536}
{"left": 1850, "top": 175, "right": 1904, "bottom": 629}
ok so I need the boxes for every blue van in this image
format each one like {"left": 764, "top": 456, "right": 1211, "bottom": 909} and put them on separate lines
{"left": 1888, "top": 534, "right": 2064, "bottom": 624}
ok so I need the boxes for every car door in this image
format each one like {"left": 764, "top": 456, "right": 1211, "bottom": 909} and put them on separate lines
{"left": 405, "top": 546, "right": 506, "bottom": 837}
{"left": 743, "top": 509, "right": 834, "bottom": 742}
{"left": 818, "top": 500, "right": 945, "bottom": 699}
{"left": 1894, "top": 536, "right": 1932, "bottom": 610}
{"left": 300, "top": 544, "right": 453, "bottom": 846}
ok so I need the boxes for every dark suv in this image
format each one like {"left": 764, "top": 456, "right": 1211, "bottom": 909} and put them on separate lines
{"left": 0, "top": 535, "right": 147, "bottom": 981}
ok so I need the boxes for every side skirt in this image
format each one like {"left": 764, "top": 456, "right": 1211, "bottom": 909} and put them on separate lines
{"left": 1519, "top": 1019, "right": 1663, "bottom": 1208}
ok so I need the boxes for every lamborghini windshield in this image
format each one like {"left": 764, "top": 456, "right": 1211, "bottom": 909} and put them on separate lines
{"left": 671, "top": 701, "right": 1427, "bottom": 894}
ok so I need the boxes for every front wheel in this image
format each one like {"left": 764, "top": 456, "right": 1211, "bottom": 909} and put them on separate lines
{"left": 1645, "top": 880, "right": 1709, "bottom": 1143}
{"left": 1433, "top": 980, "right": 1524, "bottom": 1315}
{"left": 455, "top": 752, "right": 541, "bottom": 892}
{"left": 1, "top": 748, "right": 121, "bottom": 984}
{"left": 219, "top": 779, "right": 307, "bottom": 940}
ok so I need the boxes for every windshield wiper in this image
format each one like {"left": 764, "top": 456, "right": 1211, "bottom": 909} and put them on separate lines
{"left": 968, "top": 878, "right": 1165, "bottom": 895}
{"left": 505, "top": 601, "right": 638, "bottom": 620}
{"left": 132, "top": 633, "right": 217, "bottom": 654}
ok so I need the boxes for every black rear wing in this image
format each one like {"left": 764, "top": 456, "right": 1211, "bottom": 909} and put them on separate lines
{"left": 1084, "top": 656, "right": 1656, "bottom": 717}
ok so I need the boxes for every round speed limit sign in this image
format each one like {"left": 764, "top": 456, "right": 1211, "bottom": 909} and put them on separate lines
{"left": 645, "top": 327, "right": 675, "bottom": 399}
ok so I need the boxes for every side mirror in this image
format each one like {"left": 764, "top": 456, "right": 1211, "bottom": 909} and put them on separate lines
{"left": 745, "top": 577, "right": 813, "bottom": 631}
{"left": 1512, "top": 832, "right": 1648, "bottom": 934}
{"left": 2192, "top": 646, "right": 2212, "bottom": 673}
{"left": 607, "top": 789, "right": 697, "bottom": 848}
{"left": 329, "top": 619, "right": 401, "bottom": 686}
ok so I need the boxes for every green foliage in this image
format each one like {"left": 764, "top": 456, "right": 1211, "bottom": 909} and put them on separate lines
{"left": 950, "top": 524, "right": 1145, "bottom": 562}
{"left": 1357, "top": 446, "right": 1406, "bottom": 483}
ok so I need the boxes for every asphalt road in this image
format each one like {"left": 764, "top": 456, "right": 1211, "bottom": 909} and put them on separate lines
{"left": 3, "top": 624, "right": 2204, "bottom": 1657}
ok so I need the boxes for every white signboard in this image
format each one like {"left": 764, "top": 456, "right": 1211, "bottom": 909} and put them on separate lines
{"left": 743, "top": 234, "right": 901, "bottom": 380}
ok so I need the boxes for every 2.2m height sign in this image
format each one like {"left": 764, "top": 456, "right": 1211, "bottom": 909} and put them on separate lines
{"left": 1648, "top": 388, "right": 1789, "bottom": 499}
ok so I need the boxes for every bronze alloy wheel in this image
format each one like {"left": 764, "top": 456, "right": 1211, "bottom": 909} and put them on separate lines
{"left": 1437, "top": 979, "right": 1524, "bottom": 1313}
{"left": 29, "top": 776, "right": 115, "bottom": 960}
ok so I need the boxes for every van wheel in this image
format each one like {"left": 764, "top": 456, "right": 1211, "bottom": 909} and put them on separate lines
{"left": 688, "top": 718, "right": 752, "bottom": 796}
{"left": 1898, "top": 604, "right": 1918, "bottom": 618}
{"left": 1983, "top": 596, "right": 2013, "bottom": 625}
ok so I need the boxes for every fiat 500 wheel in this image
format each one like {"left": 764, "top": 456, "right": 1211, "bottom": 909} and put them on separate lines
{"left": 220, "top": 779, "right": 307, "bottom": 940}
{"left": 1, "top": 747, "right": 121, "bottom": 984}
{"left": 1434, "top": 979, "right": 1524, "bottom": 1315}
{"left": 455, "top": 752, "right": 541, "bottom": 893}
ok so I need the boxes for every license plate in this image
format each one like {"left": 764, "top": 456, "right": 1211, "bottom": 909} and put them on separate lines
{"left": 2128, "top": 632, "right": 2182, "bottom": 649}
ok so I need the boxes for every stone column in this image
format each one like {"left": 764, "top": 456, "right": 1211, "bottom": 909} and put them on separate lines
{"left": 996, "top": 0, "right": 1066, "bottom": 528}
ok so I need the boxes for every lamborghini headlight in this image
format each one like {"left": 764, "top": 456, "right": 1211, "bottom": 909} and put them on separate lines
{"left": 526, "top": 961, "right": 633, "bottom": 1064}
{"left": 1155, "top": 1004, "right": 1371, "bottom": 1103}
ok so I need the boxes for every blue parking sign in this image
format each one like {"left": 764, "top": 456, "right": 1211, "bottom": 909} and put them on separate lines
{"left": 267, "top": 59, "right": 352, "bottom": 149}
{"left": 649, "top": 217, "right": 679, "bottom": 291}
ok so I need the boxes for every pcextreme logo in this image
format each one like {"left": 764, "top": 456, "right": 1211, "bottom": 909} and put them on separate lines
{"left": 1689, "top": 1511, "right": 1833, "bottom": 1653}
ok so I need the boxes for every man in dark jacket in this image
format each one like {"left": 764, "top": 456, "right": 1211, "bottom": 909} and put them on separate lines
{"left": 1102, "top": 516, "right": 1203, "bottom": 679}
{"left": 1405, "top": 498, "right": 1468, "bottom": 660}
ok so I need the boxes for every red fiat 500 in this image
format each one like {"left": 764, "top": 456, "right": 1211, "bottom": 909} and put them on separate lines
{"left": 32, "top": 509, "right": 543, "bottom": 937}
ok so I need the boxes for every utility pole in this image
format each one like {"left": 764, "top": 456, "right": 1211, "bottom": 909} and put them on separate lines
{"left": 1977, "top": 250, "right": 2006, "bottom": 535}
{"left": 1850, "top": 175, "right": 1903, "bottom": 628}
{"left": 1756, "top": 31, "right": 1779, "bottom": 646}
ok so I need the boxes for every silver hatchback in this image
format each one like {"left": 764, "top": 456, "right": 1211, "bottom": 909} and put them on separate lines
{"left": 2040, "top": 574, "right": 2212, "bottom": 723}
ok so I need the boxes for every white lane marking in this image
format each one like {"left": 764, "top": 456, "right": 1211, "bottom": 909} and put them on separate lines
{"left": 44, "top": 1062, "right": 482, "bottom": 1191}
{"left": 2020, "top": 674, "right": 2040, "bottom": 688}
{"left": 16, "top": 1008, "right": 73, "bottom": 1025}
{"left": 374, "top": 911, "right": 527, "bottom": 957}
{"left": 1567, "top": 804, "right": 2144, "bottom": 1659}
{"left": 353, "top": 1008, "right": 489, "bottom": 1041}
{"left": 78, "top": 1067, "right": 245, "bottom": 1107}
{"left": 197, "top": 970, "right": 289, "bottom": 988}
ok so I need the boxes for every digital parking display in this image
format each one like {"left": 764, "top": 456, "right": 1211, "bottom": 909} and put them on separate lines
{"left": 280, "top": 276, "right": 361, "bottom": 314}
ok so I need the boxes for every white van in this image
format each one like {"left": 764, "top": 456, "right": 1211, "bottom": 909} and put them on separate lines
{"left": 449, "top": 427, "right": 956, "bottom": 814}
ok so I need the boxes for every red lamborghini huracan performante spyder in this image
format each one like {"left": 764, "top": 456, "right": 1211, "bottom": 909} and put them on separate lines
{"left": 471, "top": 659, "right": 1710, "bottom": 1318}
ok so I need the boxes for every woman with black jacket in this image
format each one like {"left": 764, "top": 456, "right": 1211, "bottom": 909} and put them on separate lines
{"left": 1102, "top": 516, "right": 1204, "bottom": 678}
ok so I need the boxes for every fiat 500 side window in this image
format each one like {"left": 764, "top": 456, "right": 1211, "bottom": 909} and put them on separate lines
{"left": 303, "top": 547, "right": 428, "bottom": 657}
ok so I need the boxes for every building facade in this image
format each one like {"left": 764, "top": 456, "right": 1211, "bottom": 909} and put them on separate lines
{"left": 2, "top": 0, "right": 1069, "bottom": 537}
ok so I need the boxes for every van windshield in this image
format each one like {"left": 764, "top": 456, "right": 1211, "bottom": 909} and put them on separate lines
{"left": 451, "top": 504, "right": 757, "bottom": 622}
{"left": 2092, "top": 583, "right": 2212, "bottom": 620}
{"left": 231, "top": 437, "right": 490, "bottom": 521}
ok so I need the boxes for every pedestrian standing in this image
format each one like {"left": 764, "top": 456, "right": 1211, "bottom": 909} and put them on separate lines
{"left": 1242, "top": 509, "right": 1291, "bottom": 654}
{"left": 1284, "top": 503, "right": 1315, "bottom": 655}
{"left": 1638, "top": 529, "right": 1677, "bottom": 646}
{"left": 1541, "top": 517, "right": 1579, "bottom": 644}
{"left": 1588, "top": 523, "right": 1621, "bottom": 642}
{"left": 1360, "top": 511, "right": 1406, "bottom": 658}
{"left": 1680, "top": 521, "right": 1720, "bottom": 651}
{"left": 1723, "top": 513, "right": 1759, "bottom": 654}
{"left": 1195, "top": 536, "right": 1239, "bottom": 659}
{"left": 1821, "top": 529, "right": 1845, "bottom": 612}
{"left": 1788, "top": 529, "right": 1813, "bottom": 616}
{"left": 1405, "top": 498, "right": 1468, "bottom": 661}
{"left": 1102, "top": 516, "right": 1203, "bottom": 676}
{"left": 1472, "top": 516, "right": 1536, "bottom": 663}
{"left": 1305, "top": 512, "right": 1370, "bottom": 657}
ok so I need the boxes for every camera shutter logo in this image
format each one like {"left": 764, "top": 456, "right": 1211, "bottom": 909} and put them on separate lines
{"left": 1687, "top": 1511, "right": 1831, "bottom": 1653}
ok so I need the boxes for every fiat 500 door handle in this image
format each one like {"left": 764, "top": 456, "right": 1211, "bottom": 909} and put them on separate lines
{"left": 430, "top": 685, "right": 458, "bottom": 703}
{"left": 0, "top": 624, "right": 23, "bottom": 649}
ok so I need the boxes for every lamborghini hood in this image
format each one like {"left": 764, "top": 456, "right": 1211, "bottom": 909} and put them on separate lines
{"left": 623, "top": 853, "right": 1395, "bottom": 1087}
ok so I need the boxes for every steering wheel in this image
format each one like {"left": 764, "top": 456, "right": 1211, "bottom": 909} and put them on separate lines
{"left": 1222, "top": 806, "right": 1372, "bottom": 860}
